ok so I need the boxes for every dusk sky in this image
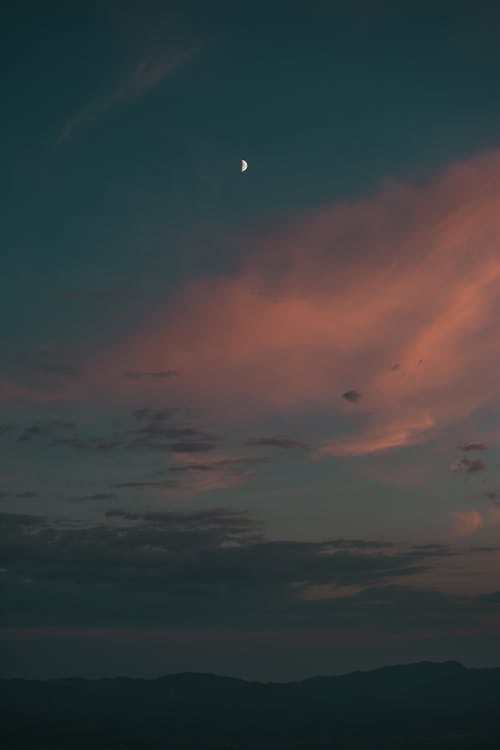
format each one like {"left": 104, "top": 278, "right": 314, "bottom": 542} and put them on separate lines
{"left": 2, "top": 0, "right": 500, "bottom": 681}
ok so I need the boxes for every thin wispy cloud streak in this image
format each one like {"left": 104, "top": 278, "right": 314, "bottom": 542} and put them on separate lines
{"left": 56, "top": 46, "right": 197, "bottom": 144}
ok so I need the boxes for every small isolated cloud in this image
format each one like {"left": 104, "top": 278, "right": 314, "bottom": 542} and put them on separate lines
{"left": 449, "top": 511, "right": 484, "bottom": 538}
{"left": 456, "top": 442, "right": 488, "bottom": 452}
{"left": 450, "top": 506, "right": 500, "bottom": 537}
{"left": 341, "top": 390, "right": 362, "bottom": 403}
{"left": 244, "top": 436, "right": 307, "bottom": 450}
{"left": 450, "top": 457, "right": 486, "bottom": 474}
{"left": 482, "top": 491, "right": 500, "bottom": 500}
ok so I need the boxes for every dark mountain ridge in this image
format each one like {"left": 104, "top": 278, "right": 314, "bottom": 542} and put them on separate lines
{"left": 2, "top": 661, "right": 500, "bottom": 749}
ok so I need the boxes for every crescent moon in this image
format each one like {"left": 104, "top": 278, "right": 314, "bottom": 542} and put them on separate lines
{"left": 241, "top": 159, "right": 248, "bottom": 172}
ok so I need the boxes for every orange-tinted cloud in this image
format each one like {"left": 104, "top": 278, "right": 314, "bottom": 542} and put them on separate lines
{"left": 449, "top": 506, "right": 500, "bottom": 538}
{"left": 18, "top": 149, "right": 500, "bottom": 459}
{"left": 449, "top": 511, "right": 484, "bottom": 538}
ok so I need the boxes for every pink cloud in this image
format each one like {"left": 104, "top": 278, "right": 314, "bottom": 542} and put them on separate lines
{"left": 9, "top": 149, "right": 500, "bottom": 463}
{"left": 449, "top": 511, "right": 484, "bottom": 538}
{"left": 449, "top": 506, "right": 500, "bottom": 538}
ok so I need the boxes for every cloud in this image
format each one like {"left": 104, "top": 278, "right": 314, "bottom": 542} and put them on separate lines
{"left": 341, "top": 390, "right": 362, "bottom": 403}
{"left": 244, "top": 436, "right": 307, "bottom": 450}
{"left": 449, "top": 511, "right": 484, "bottom": 538}
{"left": 14, "top": 420, "right": 77, "bottom": 443}
{"left": 482, "top": 491, "right": 500, "bottom": 500}
{"left": 90, "top": 149, "right": 500, "bottom": 459}
{"left": 161, "top": 451, "right": 270, "bottom": 496}
{"left": 168, "top": 440, "right": 216, "bottom": 453}
{"left": 10, "top": 347, "right": 80, "bottom": 380}
{"left": 450, "top": 458, "right": 486, "bottom": 474}
{"left": 456, "top": 442, "right": 488, "bottom": 452}
{"left": 104, "top": 508, "right": 258, "bottom": 531}
{"left": 449, "top": 506, "right": 500, "bottom": 537}
{"left": 56, "top": 47, "right": 197, "bottom": 144}
{"left": 0, "top": 510, "right": 461, "bottom": 632}
{"left": 132, "top": 408, "right": 177, "bottom": 422}
{"left": 0, "top": 491, "right": 40, "bottom": 500}
{"left": 74, "top": 493, "right": 117, "bottom": 502}
{"left": 112, "top": 480, "right": 177, "bottom": 490}
{"left": 50, "top": 437, "right": 121, "bottom": 452}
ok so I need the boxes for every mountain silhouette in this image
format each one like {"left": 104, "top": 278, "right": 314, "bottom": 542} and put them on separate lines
{"left": 1, "top": 661, "right": 499, "bottom": 748}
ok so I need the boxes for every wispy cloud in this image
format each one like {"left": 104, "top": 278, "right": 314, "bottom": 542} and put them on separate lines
{"left": 56, "top": 46, "right": 197, "bottom": 144}
{"left": 244, "top": 436, "right": 307, "bottom": 450}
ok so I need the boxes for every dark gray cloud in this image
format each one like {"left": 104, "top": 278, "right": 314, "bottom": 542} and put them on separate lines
{"left": 456, "top": 442, "right": 488, "bottom": 452}
{"left": 126, "top": 423, "right": 217, "bottom": 452}
{"left": 410, "top": 543, "right": 452, "bottom": 557}
{"left": 111, "top": 480, "right": 177, "bottom": 489}
{"left": 341, "top": 390, "right": 362, "bottom": 403}
{"left": 6, "top": 347, "right": 81, "bottom": 380}
{"left": 480, "top": 590, "right": 500, "bottom": 603}
{"left": 16, "top": 425, "right": 50, "bottom": 442}
{"left": 169, "top": 440, "right": 216, "bottom": 453}
{"left": 168, "top": 456, "right": 270, "bottom": 473}
{"left": 451, "top": 457, "right": 487, "bottom": 474}
{"left": 132, "top": 408, "right": 177, "bottom": 422}
{"left": 74, "top": 493, "right": 117, "bottom": 502}
{"left": 244, "top": 436, "right": 307, "bottom": 450}
{"left": 0, "top": 490, "right": 40, "bottom": 500}
{"left": 50, "top": 437, "right": 121, "bottom": 452}
{"left": 0, "top": 509, "right": 476, "bottom": 633}
{"left": 125, "top": 438, "right": 172, "bottom": 451}
{"left": 482, "top": 491, "right": 500, "bottom": 500}
{"left": 14, "top": 420, "right": 77, "bottom": 444}
{"left": 130, "top": 425, "right": 215, "bottom": 440}
{"left": 105, "top": 508, "right": 258, "bottom": 530}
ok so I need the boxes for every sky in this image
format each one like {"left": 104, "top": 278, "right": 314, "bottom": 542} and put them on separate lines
{"left": 2, "top": 0, "right": 500, "bottom": 681}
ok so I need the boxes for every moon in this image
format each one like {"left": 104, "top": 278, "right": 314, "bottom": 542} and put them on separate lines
{"left": 241, "top": 159, "right": 248, "bottom": 173}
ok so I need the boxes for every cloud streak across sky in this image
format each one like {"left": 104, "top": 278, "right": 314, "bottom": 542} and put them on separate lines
{"left": 56, "top": 46, "right": 197, "bottom": 144}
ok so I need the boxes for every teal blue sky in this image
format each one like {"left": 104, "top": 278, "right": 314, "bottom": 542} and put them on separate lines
{"left": 2, "top": 0, "right": 500, "bottom": 679}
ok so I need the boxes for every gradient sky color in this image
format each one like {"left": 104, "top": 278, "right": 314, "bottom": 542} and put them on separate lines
{"left": 2, "top": 0, "right": 500, "bottom": 680}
